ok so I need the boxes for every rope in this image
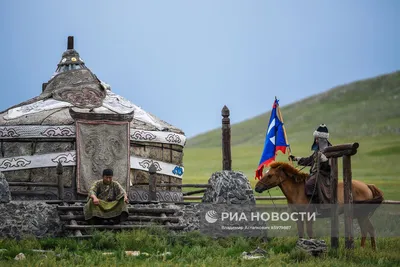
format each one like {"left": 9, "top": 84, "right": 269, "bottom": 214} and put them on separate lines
{"left": 267, "top": 190, "right": 276, "bottom": 209}
{"left": 290, "top": 155, "right": 318, "bottom": 208}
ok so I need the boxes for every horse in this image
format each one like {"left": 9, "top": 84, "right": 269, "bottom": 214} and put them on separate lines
{"left": 254, "top": 161, "right": 384, "bottom": 250}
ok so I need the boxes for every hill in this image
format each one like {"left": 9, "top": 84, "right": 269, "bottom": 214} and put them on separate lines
{"left": 182, "top": 71, "right": 400, "bottom": 200}
{"left": 187, "top": 71, "right": 400, "bottom": 148}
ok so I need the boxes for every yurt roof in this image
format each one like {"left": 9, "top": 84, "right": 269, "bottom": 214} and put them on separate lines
{"left": 0, "top": 37, "right": 184, "bottom": 135}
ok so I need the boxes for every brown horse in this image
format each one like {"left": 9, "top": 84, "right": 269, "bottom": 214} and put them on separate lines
{"left": 254, "top": 162, "right": 384, "bottom": 249}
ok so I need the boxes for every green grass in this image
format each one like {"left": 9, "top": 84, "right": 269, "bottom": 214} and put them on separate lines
{"left": 183, "top": 71, "right": 400, "bottom": 201}
{"left": 2, "top": 66, "right": 400, "bottom": 267}
{"left": 0, "top": 230, "right": 399, "bottom": 266}
{"left": 183, "top": 135, "right": 400, "bottom": 201}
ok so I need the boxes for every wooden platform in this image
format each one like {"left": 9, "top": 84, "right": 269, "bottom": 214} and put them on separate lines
{"left": 55, "top": 201, "right": 187, "bottom": 237}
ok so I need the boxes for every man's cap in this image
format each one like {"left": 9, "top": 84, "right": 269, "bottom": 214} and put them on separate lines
{"left": 103, "top": 169, "right": 113, "bottom": 176}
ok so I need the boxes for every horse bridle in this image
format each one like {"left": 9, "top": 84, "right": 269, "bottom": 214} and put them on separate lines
{"left": 257, "top": 167, "right": 293, "bottom": 189}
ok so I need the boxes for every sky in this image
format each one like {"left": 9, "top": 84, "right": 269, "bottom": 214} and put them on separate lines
{"left": 0, "top": 1, "right": 399, "bottom": 138}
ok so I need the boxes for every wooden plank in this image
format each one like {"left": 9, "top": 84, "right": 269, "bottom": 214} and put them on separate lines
{"left": 323, "top": 143, "right": 359, "bottom": 153}
{"left": 133, "top": 183, "right": 211, "bottom": 188}
{"left": 343, "top": 155, "right": 354, "bottom": 249}
{"left": 11, "top": 191, "right": 58, "bottom": 197}
{"left": 1, "top": 138, "right": 75, "bottom": 142}
{"left": 46, "top": 200, "right": 85, "bottom": 204}
{"left": 183, "top": 189, "right": 207, "bottom": 196}
{"left": 9, "top": 182, "right": 58, "bottom": 187}
{"left": 65, "top": 224, "right": 185, "bottom": 230}
{"left": 324, "top": 149, "right": 357, "bottom": 158}
{"left": 60, "top": 215, "right": 180, "bottom": 223}
{"left": 57, "top": 206, "right": 178, "bottom": 214}
{"left": 183, "top": 196, "right": 287, "bottom": 201}
{"left": 69, "top": 108, "right": 134, "bottom": 122}
{"left": 383, "top": 200, "right": 400, "bottom": 204}
{"left": 330, "top": 157, "right": 339, "bottom": 249}
{"left": 254, "top": 196, "right": 287, "bottom": 200}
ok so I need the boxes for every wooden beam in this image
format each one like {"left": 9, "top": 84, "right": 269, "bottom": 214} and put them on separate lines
{"left": 60, "top": 215, "right": 180, "bottom": 223}
{"left": 254, "top": 196, "right": 287, "bottom": 200}
{"left": 0, "top": 138, "right": 75, "bottom": 142}
{"left": 46, "top": 200, "right": 85, "bottom": 204}
{"left": 133, "top": 183, "right": 211, "bottom": 188}
{"left": 323, "top": 143, "right": 359, "bottom": 153}
{"left": 383, "top": 200, "right": 400, "bottom": 204}
{"left": 8, "top": 182, "right": 58, "bottom": 187}
{"left": 183, "top": 189, "right": 207, "bottom": 196}
{"left": 65, "top": 224, "right": 185, "bottom": 230}
{"left": 69, "top": 108, "right": 134, "bottom": 122}
{"left": 324, "top": 149, "right": 358, "bottom": 158}
{"left": 343, "top": 155, "right": 354, "bottom": 249}
{"left": 57, "top": 206, "right": 177, "bottom": 214}
{"left": 330, "top": 157, "right": 339, "bottom": 249}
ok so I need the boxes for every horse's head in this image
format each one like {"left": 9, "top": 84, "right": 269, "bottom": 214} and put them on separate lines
{"left": 254, "top": 164, "right": 284, "bottom": 193}
{"left": 255, "top": 162, "right": 308, "bottom": 193}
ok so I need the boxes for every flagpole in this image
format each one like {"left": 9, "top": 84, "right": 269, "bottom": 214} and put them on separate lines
{"left": 276, "top": 97, "right": 293, "bottom": 165}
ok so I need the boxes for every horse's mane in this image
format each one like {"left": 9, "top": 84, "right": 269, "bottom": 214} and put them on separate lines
{"left": 269, "top": 162, "right": 309, "bottom": 183}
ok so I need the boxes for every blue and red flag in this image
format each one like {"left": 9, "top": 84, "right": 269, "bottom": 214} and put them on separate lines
{"left": 255, "top": 98, "right": 289, "bottom": 180}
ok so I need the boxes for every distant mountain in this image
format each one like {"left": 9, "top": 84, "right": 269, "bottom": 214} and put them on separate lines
{"left": 187, "top": 71, "right": 400, "bottom": 148}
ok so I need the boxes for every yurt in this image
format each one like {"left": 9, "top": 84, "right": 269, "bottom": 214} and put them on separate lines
{"left": 0, "top": 37, "right": 185, "bottom": 202}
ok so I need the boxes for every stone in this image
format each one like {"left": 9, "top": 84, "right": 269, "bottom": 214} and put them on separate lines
{"left": 202, "top": 171, "right": 256, "bottom": 204}
{"left": 0, "top": 172, "right": 11, "bottom": 203}
{"left": 125, "top": 251, "right": 140, "bottom": 256}
{"left": 14, "top": 253, "right": 25, "bottom": 260}
{"left": 295, "top": 238, "right": 327, "bottom": 256}
{"left": 242, "top": 247, "right": 267, "bottom": 260}
{"left": 0, "top": 201, "right": 63, "bottom": 239}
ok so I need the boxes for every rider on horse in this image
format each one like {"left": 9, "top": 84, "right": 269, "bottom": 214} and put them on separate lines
{"left": 289, "top": 124, "right": 332, "bottom": 206}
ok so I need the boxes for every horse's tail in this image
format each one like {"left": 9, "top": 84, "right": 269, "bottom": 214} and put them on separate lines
{"left": 353, "top": 184, "right": 384, "bottom": 217}
{"left": 367, "top": 184, "right": 384, "bottom": 203}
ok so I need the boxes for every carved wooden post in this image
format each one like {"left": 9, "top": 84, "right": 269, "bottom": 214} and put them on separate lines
{"left": 221, "top": 105, "right": 232, "bottom": 170}
{"left": 149, "top": 163, "right": 157, "bottom": 202}
{"left": 330, "top": 157, "right": 339, "bottom": 249}
{"left": 56, "top": 161, "right": 64, "bottom": 201}
{"left": 343, "top": 155, "right": 354, "bottom": 249}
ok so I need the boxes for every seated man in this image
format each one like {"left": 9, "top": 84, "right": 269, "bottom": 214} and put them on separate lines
{"left": 84, "top": 169, "right": 129, "bottom": 224}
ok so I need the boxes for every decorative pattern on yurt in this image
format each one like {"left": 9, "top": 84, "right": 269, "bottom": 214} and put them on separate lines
{"left": 0, "top": 36, "right": 186, "bottom": 202}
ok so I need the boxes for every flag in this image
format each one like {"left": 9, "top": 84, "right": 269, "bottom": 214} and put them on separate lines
{"left": 255, "top": 98, "right": 289, "bottom": 180}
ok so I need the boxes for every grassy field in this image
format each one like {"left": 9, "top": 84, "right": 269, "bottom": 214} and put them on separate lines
{"left": 184, "top": 71, "right": 400, "bottom": 201}
{"left": 183, "top": 134, "right": 400, "bottom": 201}
{"left": 0, "top": 230, "right": 399, "bottom": 266}
{"left": 1, "top": 72, "right": 399, "bottom": 266}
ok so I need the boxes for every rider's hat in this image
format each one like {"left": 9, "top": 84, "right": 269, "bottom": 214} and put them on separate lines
{"left": 313, "top": 124, "right": 329, "bottom": 139}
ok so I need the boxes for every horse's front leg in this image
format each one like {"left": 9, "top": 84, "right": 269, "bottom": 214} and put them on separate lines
{"left": 296, "top": 219, "right": 305, "bottom": 238}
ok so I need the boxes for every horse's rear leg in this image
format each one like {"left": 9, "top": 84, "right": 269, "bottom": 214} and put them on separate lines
{"left": 357, "top": 217, "right": 368, "bottom": 248}
{"left": 296, "top": 220, "right": 305, "bottom": 238}
{"left": 365, "top": 218, "right": 377, "bottom": 250}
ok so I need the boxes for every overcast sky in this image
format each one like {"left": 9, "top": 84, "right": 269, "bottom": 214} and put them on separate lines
{"left": 1, "top": 1, "right": 399, "bottom": 137}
